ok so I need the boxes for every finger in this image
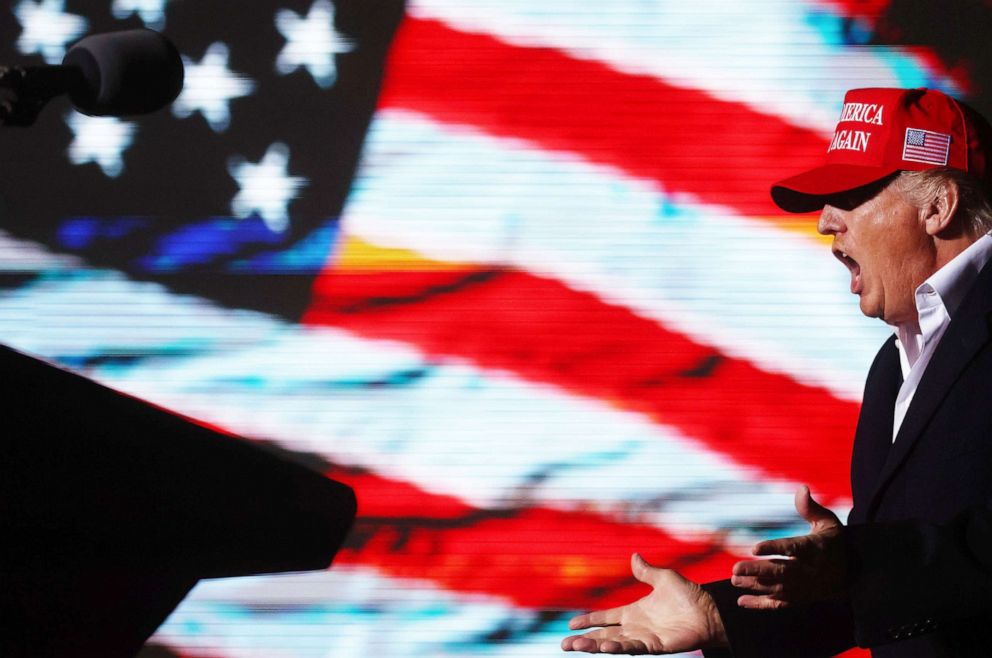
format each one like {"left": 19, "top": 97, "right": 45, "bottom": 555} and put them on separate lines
{"left": 569, "top": 607, "right": 624, "bottom": 630}
{"left": 730, "top": 573, "right": 759, "bottom": 589}
{"left": 601, "top": 638, "right": 648, "bottom": 655}
{"left": 731, "top": 574, "right": 785, "bottom": 593}
{"left": 562, "top": 635, "right": 601, "bottom": 653}
{"left": 563, "top": 628, "right": 622, "bottom": 652}
{"left": 737, "top": 594, "right": 790, "bottom": 610}
{"left": 752, "top": 537, "right": 804, "bottom": 557}
{"left": 733, "top": 558, "right": 793, "bottom": 578}
{"left": 794, "top": 485, "right": 841, "bottom": 531}
{"left": 631, "top": 552, "right": 659, "bottom": 586}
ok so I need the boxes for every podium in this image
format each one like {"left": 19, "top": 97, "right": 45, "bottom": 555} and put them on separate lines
{"left": 0, "top": 345, "right": 357, "bottom": 657}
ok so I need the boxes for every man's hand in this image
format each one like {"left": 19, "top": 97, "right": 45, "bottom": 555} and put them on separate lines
{"left": 561, "top": 553, "right": 728, "bottom": 654}
{"left": 731, "top": 485, "right": 846, "bottom": 609}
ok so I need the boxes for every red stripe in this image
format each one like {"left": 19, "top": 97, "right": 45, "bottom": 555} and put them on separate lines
{"left": 328, "top": 465, "right": 739, "bottom": 609}
{"left": 838, "top": 649, "right": 872, "bottom": 658}
{"left": 304, "top": 268, "right": 860, "bottom": 505}
{"left": 815, "top": 0, "right": 891, "bottom": 21}
{"left": 140, "top": 643, "right": 226, "bottom": 658}
{"left": 378, "top": 17, "right": 829, "bottom": 218}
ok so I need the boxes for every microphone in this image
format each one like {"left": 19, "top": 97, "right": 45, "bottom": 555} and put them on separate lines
{"left": 63, "top": 29, "right": 184, "bottom": 116}
{"left": 0, "top": 29, "right": 184, "bottom": 126}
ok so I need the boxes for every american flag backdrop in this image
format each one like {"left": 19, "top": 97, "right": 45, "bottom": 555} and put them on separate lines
{"left": 0, "top": 1, "right": 989, "bottom": 657}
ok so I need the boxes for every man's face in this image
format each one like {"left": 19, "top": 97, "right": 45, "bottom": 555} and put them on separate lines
{"left": 817, "top": 179, "right": 935, "bottom": 326}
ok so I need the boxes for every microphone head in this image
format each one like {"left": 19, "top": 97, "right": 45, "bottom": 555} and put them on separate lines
{"left": 62, "top": 29, "right": 184, "bottom": 117}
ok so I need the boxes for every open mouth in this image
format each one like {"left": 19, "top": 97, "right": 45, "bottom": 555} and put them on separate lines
{"left": 834, "top": 249, "right": 862, "bottom": 294}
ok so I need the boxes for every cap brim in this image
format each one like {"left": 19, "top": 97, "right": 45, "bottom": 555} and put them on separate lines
{"left": 771, "top": 164, "right": 900, "bottom": 213}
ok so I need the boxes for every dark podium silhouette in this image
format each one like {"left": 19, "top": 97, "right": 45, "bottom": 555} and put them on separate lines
{"left": 0, "top": 27, "right": 356, "bottom": 658}
{"left": 1, "top": 344, "right": 357, "bottom": 657}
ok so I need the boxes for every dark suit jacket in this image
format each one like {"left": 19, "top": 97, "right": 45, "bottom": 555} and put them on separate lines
{"left": 703, "top": 259, "right": 992, "bottom": 657}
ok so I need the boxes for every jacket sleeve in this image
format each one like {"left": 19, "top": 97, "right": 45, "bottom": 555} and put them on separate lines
{"left": 701, "top": 505, "right": 992, "bottom": 654}
{"left": 845, "top": 505, "right": 992, "bottom": 647}
{"left": 700, "top": 580, "right": 855, "bottom": 658}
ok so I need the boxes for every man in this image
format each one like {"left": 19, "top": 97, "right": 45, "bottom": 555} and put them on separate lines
{"left": 561, "top": 87, "right": 992, "bottom": 657}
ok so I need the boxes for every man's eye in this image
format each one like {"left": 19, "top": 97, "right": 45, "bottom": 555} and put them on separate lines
{"left": 836, "top": 192, "right": 870, "bottom": 210}
{"left": 828, "top": 174, "right": 897, "bottom": 210}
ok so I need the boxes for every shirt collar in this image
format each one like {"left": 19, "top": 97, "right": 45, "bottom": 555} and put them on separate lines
{"left": 894, "top": 233, "right": 992, "bottom": 355}
{"left": 920, "top": 232, "right": 992, "bottom": 320}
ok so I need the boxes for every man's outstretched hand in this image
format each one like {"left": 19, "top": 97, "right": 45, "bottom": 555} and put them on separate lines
{"left": 732, "top": 485, "right": 846, "bottom": 609}
{"left": 561, "top": 553, "right": 728, "bottom": 654}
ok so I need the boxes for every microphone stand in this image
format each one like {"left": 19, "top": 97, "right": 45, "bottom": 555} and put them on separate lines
{"left": 0, "top": 65, "right": 86, "bottom": 126}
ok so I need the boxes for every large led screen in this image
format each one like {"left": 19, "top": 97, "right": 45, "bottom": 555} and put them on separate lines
{"left": 2, "top": 1, "right": 988, "bottom": 656}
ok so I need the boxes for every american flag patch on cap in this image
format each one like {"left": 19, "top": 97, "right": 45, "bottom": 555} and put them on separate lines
{"left": 903, "top": 128, "right": 951, "bottom": 165}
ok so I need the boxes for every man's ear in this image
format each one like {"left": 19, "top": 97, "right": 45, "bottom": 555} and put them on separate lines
{"left": 923, "top": 178, "right": 961, "bottom": 236}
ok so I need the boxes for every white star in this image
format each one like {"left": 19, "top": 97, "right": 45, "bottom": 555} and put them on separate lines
{"left": 111, "top": 0, "right": 169, "bottom": 29}
{"left": 66, "top": 113, "right": 137, "bottom": 178}
{"left": 14, "top": 0, "right": 87, "bottom": 64}
{"left": 173, "top": 42, "right": 255, "bottom": 132}
{"left": 228, "top": 143, "right": 307, "bottom": 233}
{"left": 275, "top": 0, "right": 354, "bottom": 89}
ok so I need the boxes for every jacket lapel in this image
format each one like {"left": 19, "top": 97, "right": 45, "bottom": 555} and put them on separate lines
{"left": 864, "top": 262, "right": 992, "bottom": 517}
{"left": 848, "top": 337, "right": 899, "bottom": 523}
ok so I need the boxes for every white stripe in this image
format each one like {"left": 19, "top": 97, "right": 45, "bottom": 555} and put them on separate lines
{"left": 0, "top": 228, "right": 83, "bottom": 270}
{"left": 83, "top": 315, "right": 809, "bottom": 539}
{"left": 407, "top": 0, "right": 958, "bottom": 134}
{"left": 342, "top": 110, "right": 891, "bottom": 399}
{"left": 0, "top": 241, "right": 817, "bottom": 541}
{"left": 151, "top": 567, "right": 702, "bottom": 658}
{"left": 0, "top": 272, "right": 282, "bottom": 355}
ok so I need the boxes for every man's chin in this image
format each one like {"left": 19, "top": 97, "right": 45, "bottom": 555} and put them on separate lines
{"left": 857, "top": 296, "right": 884, "bottom": 322}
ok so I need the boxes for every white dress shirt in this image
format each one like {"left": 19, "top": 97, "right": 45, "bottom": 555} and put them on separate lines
{"left": 892, "top": 233, "right": 992, "bottom": 440}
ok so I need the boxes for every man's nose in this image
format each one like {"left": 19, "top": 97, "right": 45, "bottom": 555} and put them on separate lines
{"left": 817, "top": 206, "right": 845, "bottom": 235}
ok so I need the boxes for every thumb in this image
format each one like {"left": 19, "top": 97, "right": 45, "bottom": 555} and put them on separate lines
{"left": 631, "top": 552, "right": 659, "bottom": 586}
{"left": 794, "top": 485, "right": 840, "bottom": 531}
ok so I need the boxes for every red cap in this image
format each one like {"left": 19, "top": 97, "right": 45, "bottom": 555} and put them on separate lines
{"left": 771, "top": 87, "right": 992, "bottom": 213}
